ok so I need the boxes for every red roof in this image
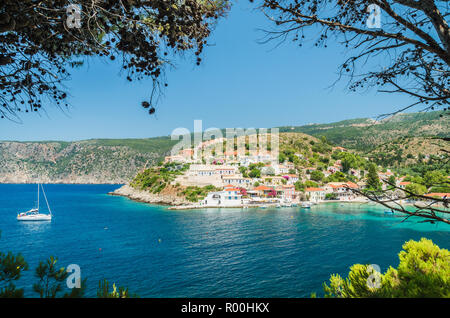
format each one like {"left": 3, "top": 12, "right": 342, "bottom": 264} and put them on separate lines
{"left": 328, "top": 184, "right": 344, "bottom": 189}
{"left": 346, "top": 182, "right": 358, "bottom": 189}
{"left": 424, "top": 193, "right": 449, "bottom": 198}
{"left": 225, "top": 188, "right": 240, "bottom": 192}
{"left": 253, "top": 185, "right": 273, "bottom": 191}
{"left": 400, "top": 181, "right": 411, "bottom": 185}
{"left": 305, "top": 187, "right": 324, "bottom": 192}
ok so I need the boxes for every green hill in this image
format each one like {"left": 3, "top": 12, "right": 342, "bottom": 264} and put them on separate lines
{"left": 279, "top": 111, "right": 449, "bottom": 151}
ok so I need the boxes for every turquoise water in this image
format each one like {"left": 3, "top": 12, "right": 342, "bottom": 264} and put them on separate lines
{"left": 0, "top": 184, "right": 448, "bottom": 297}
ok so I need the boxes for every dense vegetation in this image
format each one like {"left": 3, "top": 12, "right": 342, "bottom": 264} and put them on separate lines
{"left": 131, "top": 162, "right": 190, "bottom": 193}
{"left": 182, "top": 185, "right": 221, "bottom": 202}
{"left": 279, "top": 111, "right": 449, "bottom": 152}
{"left": 322, "top": 238, "right": 450, "bottom": 298}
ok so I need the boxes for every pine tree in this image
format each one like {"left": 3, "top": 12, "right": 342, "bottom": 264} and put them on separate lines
{"left": 366, "top": 163, "right": 381, "bottom": 191}
{"left": 0, "top": 231, "right": 29, "bottom": 298}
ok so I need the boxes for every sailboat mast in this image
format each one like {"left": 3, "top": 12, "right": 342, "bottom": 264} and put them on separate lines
{"left": 41, "top": 184, "right": 52, "bottom": 216}
{"left": 37, "top": 183, "right": 40, "bottom": 211}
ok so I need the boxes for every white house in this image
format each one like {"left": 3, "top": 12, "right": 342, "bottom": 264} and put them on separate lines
{"left": 200, "top": 188, "right": 243, "bottom": 207}
{"left": 222, "top": 176, "right": 252, "bottom": 188}
{"left": 305, "top": 187, "right": 325, "bottom": 202}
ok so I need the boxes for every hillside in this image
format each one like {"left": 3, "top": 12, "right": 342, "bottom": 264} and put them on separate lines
{"left": 278, "top": 111, "right": 449, "bottom": 151}
{"left": 367, "top": 136, "right": 450, "bottom": 169}
{"left": 1, "top": 111, "right": 447, "bottom": 184}
{"left": 0, "top": 137, "right": 177, "bottom": 183}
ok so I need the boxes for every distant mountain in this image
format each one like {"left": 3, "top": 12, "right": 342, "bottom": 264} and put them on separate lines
{"left": 1, "top": 111, "right": 447, "bottom": 184}
{"left": 278, "top": 111, "right": 449, "bottom": 151}
{"left": 0, "top": 137, "right": 177, "bottom": 183}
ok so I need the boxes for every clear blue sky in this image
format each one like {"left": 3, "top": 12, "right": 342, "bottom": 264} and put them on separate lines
{"left": 1, "top": 2, "right": 415, "bottom": 141}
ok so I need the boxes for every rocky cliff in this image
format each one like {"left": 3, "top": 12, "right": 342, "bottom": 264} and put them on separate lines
{"left": 0, "top": 137, "right": 176, "bottom": 183}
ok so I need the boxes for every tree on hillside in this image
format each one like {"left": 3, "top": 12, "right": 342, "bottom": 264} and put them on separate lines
{"left": 405, "top": 182, "right": 427, "bottom": 196}
{"left": 0, "top": 0, "right": 228, "bottom": 120}
{"left": 366, "top": 163, "right": 381, "bottom": 190}
{"left": 257, "top": 0, "right": 449, "bottom": 115}
{"left": 310, "top": 170, "right": 324, "bottom": 182}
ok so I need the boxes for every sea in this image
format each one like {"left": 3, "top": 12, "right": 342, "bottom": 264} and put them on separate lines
{"left": 0, "top": 184, "right": 448, "bottom": 297}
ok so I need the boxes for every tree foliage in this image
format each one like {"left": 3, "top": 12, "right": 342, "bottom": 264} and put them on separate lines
{"left": 323, "top": 238, "right": 450, "bottom": 297}
{"left": 33, "top": 256, "right": 70, "bottom": 298}
{"left": 366, "top": 163, "right": 381, "bottom": 190}
{"left": 0, "top": 251, "right": 28, "bottom": 297}
{"left": 0, "top": 0, "right": 228, "bottom": 120}
{"left": 258, "top": 0, "right": 450, "bottom": 115}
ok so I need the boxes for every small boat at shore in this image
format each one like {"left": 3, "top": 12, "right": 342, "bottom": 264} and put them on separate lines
{"left": 17, "top": 184, "right": 52, "bottom": 221}
{"left": 384, "top": 210, "right": 395, "bottom": 215}
{"left": 301, "top": 202, "right": 311, "bottom": 209}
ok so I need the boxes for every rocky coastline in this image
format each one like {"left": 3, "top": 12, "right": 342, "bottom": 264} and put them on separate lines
{"left": 108, "top": 184, "right": 190, "bottom": 206}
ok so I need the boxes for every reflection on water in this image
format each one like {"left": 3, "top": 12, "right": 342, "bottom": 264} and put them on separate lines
{"left": 18, "top": 221, "right": 52, "bottom": 233}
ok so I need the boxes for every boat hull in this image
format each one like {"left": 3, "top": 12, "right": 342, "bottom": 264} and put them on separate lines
{"left": 17, "top": 214, "right": 52, "bottom": 221}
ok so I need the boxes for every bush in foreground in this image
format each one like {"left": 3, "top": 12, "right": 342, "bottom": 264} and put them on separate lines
{"left": 323, "top": 238, "right": 450, "bottom": 298}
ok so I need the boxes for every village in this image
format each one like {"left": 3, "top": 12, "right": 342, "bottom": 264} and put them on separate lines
{"left": 162, "top": 135, "right": 448, "bottom": 210}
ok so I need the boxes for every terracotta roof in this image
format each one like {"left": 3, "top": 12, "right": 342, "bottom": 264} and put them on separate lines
{"left": 399, "top": 181, "right": 411, "bottom": 185}
{"left": 346, "top": 182, "right": 358, "bottom": 189}
{"left": 224, "top": 188, "right": 240, "bottom": 192}
{"left": 305, "top": 187, "right": 324, "bottom": 192}
{"left": 424, "top": 193, "right": 449, "bottom": 198}
{"left": 328, "top": 184, "right": 344, "bottom": 189}
{"left": 253, "top": 185, "right": 274, "bottom": 191}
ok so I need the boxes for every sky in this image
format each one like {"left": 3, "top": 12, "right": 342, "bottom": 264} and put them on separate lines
{"left": 0, "top": 2, "right": 416, "bottom": 142}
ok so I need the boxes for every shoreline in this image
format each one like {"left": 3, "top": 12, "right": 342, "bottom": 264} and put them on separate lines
{"left": 0, "top": 182, "right": 125, "bottom": 185}
{"left": 108, "top": 184, "right": 190, "bottom": 206}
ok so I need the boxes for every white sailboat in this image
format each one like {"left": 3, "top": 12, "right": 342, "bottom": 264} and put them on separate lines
{"left": 17, "top": 184, "right": 52, "bottom": 221}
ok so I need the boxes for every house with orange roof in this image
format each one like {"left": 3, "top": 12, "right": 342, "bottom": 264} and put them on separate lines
{"left": 399, "top": 181, "right": 411, "bottom": 189}
{"left": 253, "top": 185, "right": 275, "bottom": 197}
{"left": 324, "top": 182, "right": 359, "bottom": 201}
{"left": 423, "top": 193, "right": 449, "bottom": 200}
{"left": 305, "top": 187, "right": 325, "bottom": 202}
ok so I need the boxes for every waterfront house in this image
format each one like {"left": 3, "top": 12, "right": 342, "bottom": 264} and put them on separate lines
{"left": 305, "top": 187, "right": 325, "bottom": 202}
{"left": 325, "top": 182, "right": 358, "bottom": 200}
{"left": 281, "top": 184, "right": 295, "bottom": 201}
{"left": 201, "top": 189, "right": 243, "bottom": 207}
{"left": 253, "top": 185, "right": 275, "bottom": 197}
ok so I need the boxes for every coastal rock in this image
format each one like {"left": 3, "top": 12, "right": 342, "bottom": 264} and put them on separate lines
{"left": 109, "top": 184, "right": 190, "bottom": 206}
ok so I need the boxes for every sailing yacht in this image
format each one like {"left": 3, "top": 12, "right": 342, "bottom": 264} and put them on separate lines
{"left": 17, "top": 184, "right": 52, "bottom": 221}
